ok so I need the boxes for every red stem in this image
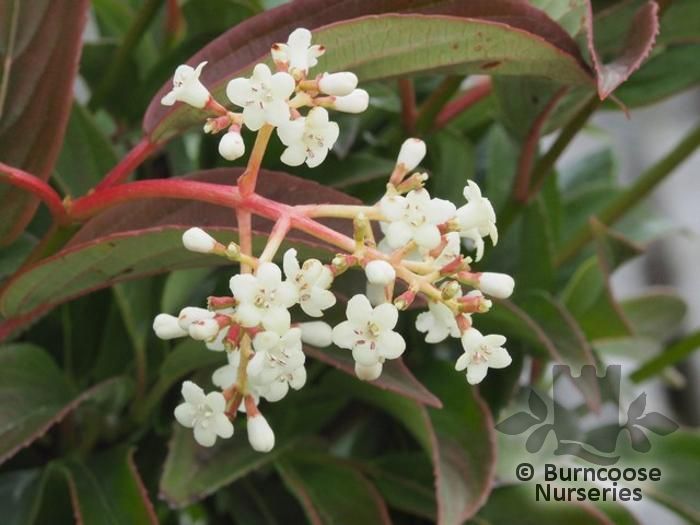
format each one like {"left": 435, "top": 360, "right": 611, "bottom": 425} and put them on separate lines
{"left": 433, "top": 78, "right": 492, "bottom": 131}
{"left": 398, "top": 78, "right": 417, "bottom": 134}
{"left": 512, "top": 87, "right": 568, "bottom": 203}
{"left": 0, "top": 162, "right": 68, "bottom": 224}
{"left": 94, "top": 137, "right": 159, "bottom": 191}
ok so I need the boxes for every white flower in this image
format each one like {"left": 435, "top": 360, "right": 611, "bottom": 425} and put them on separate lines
{"left": 380, "top": 189, "right": 456, "bottom": 251}
{"left": 283, "top": 248, "right": 335, "bottom": 316}
{"left": 226, "top": 64, "right": 294, "bottom": 131}
{"left": 153, "top": 314, "right": 187, "bottom": 339}
{"left": 161, "top": 62, "right": 210, "bottom": 108}
{"left": 174, "top": 381, "right": 234, "bottom": 447}
{"left": 365, "top": 282, "right": 387, "bottom": 306}
{"left": 415, "top": 302, "right": 462, "bottom": 343}
{"left": 364, "top": 260, "right": 396, "bottom": 285}
{"left": 248, "top": 315, "right": 305, "bottom": 385}
{"left": 455, "top": 328, "right": 511, "bottom": 385}
{"left": 229, "top": 262, "right": 298, "bottom": 327}
{"left": 205, "top": 326, "right": 231, "bottom": 351}
{"left": 457, "top": 181, "right": 498, "bottom": 261}
{"left": 178, "top": 306, "right": 214, "bottom": 330}
{"left": 355, "top": 362, "right": 383, "bottom": 381}
{"left": 332, "top": 295, "right": 405, "bottom": 367}
{"left": 478, "top": 272, "right": 515, "bottom": 299}
{"left": 271, "top": 28, "right": 324, "bottom": 73}
{"left": 331, "top": 89, "right": 369, "bottom": 113}
{"left": 182, "top": 227, "right": 217, "bottom": 254}
{"left": 218, "top": 130, "right": 245, "bottom": 161}
{"left": 396, "top": 138, "right": 426, "bottom": 171}
{"left": 277, "top": 108, "right": 339, "bottom": 168}
{"left": 318, "top": 72, "right": 358, "bottom": 96}
{"left": 247, "top": 412, "right": 275, "bottom": 452}
{"left": 300, "top": 321, "right": 333, "bottom": 347}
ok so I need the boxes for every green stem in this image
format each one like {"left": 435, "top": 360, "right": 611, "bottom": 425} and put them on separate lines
{"left": 528, "top": 94, "right": 599, "bottom": 198}
{"left": 89, "top": 0, "right": 163, "bottom": 108}
{"left": 556, "top": 121, "right": 700, "bottom": 266}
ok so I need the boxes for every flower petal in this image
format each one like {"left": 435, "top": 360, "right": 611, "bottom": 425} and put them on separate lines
{"left": 270, "top": 72, "right": 295, "bottom": 99}
{"left": 377, "top": 331, "right": 405, "bottom": 359}
{"left": 374, "top": 303, "right": 398, "bottom": 330}
{"left": 174, "top": 403, "right": 197, "bottom": 427}
{"left": 488, "top": 347, "right": 512, "bottom": 369}
{"left": 181, "top": 380, "right": 205, "bottom": 404}
{"left": 331, "top": 321, "right": 356, "bottom": 349}
{"left": 229, "top": 274, "right": 257, "bottom": 302}
{"left": 466, "top": 363, "right": 489, "bottom": 385}
{"left": 346, "top": 294, "right": 373, "bottom": 324}
{"left": 194, "top": 424, "right": 217, "bottom": 447}
{"left": 226, "top": 77, "right": 252, "bottom": 107}
{"left": 213, "top": 413, "right": 234, "bottom": 438}
{"left": 243, "top": 105, "right": 266, "bottom": 131}
{"left": 206, "top": 391, "right": 226, "bottom": 413}
{"left": 281, "top": 145, "right": 306, "bottom": 166}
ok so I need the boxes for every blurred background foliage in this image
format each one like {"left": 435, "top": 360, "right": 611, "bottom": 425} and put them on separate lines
{"left": 0, "top": 0, "right": 699, "bottom": 524}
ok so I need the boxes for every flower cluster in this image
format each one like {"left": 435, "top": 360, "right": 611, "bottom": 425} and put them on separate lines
{"left": 161, "top": 28, "right": 368, "bottom": 166}
{"left": 155, "top": 28, "right": 514, "bottom": 451}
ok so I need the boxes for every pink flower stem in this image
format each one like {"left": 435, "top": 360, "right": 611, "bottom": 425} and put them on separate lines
{"left": 0, "top": 162, "right": 68, "bottom": 224}
{"left": 259, "top": 215, "right": 291, "bottom": 262}
{"left": 236, "top": 209, "right": 253, "bottom": 273}
{"left": 433, "top": 78, "right": 492, "bottom": 131}
{"left": 238, "top": 125, "right": 274, "bottom": 196}
{"left": 94, "top": 137, "right": 159, "bottom": 191}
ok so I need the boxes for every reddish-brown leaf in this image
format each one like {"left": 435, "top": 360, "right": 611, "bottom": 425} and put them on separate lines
{"left": 0, "top": 0, "right": 89, "bottom": 244}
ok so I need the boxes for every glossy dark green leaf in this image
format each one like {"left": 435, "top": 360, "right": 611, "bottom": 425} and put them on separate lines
{"left": 0, "top": 468, "right": 46, "bottom": 525}
{"left": 59, "top": 447, "right": 157, "bottom": 524}
{"left": 276, "top": 452, "right": 392, "bottom": 525}
{"left": 518, "top": 199, "right": 556, "bottom": 291}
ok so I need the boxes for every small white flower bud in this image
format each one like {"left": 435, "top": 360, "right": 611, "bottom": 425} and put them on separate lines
{"left": 153, "top": 314, "right": 187, "bottom": 339}
{"left": 189, "top": 318, "right": 220, "bottom": 341}
{"left": 178, "top": 306, "right": 214, "bottom": 329}
{"left": 478, "top": 272, "right": 515, "bottom": 299}
{"left": 218, "top": 130, "right": 245, "bottom": 161}
{"left": 247, "top": 413, "right": 275, "bottom": 452}
{"left": 182, "top": 227, "right": 217, "bottom": 253}
{"left": 355, "top": 362, "right": 383, "bottom": 381}
{"left": 365, "top": 260, "right": 396, "bottom": 285}
{"left": 396, "top": 138, "right": 426, "bottom": 171}
{"left": 300, "top": 322, "right": 333, "bottom": 347}
{"left": 331, "top": 89, "right": 369, "bottom": 113}
{"left": 318, "top": 72, "right": 358, "bottom": 96}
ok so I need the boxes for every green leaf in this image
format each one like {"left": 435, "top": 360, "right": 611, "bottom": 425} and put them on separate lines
{"left": 482, "top": 124, "right": 518, "bottom": 213}
{"left": 144, "top": 1, "right": 591, "bottom": 140}
{"left": 636, "top": 431, "right": 700, "bottom": 523}
{"left": 368, "top": 452, "right": 436, "bottom": 520}
{"left": 53, "top": 103, "right": 117, "bottom": 197}
{"left": 428, "top": 130, "right": 474, "bottom": 204}
{"left": 276, "top": 452, "right": 392, "bottom": 525}
{"left": 306, "top": 345, "right": 441, "bottom": 408}
{"left": 530, "top": 0, "right": 588, "bottom": 36}
{"left": 0, "top": 344, "right": 75, "bottom": 464}
{"left": 518, "top": 199, "right": 556, "bottom": 291}
{"left": 0, "top": 0, "right": 90, "bottom": 244}
{"left": 59, "top": 447, "right": 157, "bottom": 524}
{"left": 631, "top": 330, "right": 700, "bottom": 383}
{"left": 161, "top": 267, "right": 214, "bottom": 313}
{"left": 159, "top": 386, "right": 347, "bottom": 507}
{"left": 518, "top": 292, "right": 600, "bottom": 409}
{"left": 470, "top": 484, "right": 633, "bottom": 524}
{"left": 0, "top": 468, "right": 46, "bottom": 525}
{"left": 0, "top": 169, "right": 358, "bottom": 319}
{"left": 621, "top": 290, "right": 687, "bottom": 341}
{"left": 0, "top": 233, "right": 36, "bottom": 280}
{"left": 334, "top": 359, "right": 496, "bottom": 524}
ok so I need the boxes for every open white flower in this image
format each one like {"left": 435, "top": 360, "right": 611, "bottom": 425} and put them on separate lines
{"left": 229, "top": 262, "right": 298, "bottom": 327}
{"left": 283, "top": 248, "right": 335, "bottom": 317}
{"left": 174, "top": 381, "right": 234, "bottom": 447}
{"left": 455, "top": 328, "right": 511, "bottom": 385}
{"left": 380, "top": 189, "right": 456, "bottom": 251}
{"left": 457, "top": 181, "right": 498, "bottom": 261}
{"left": 332, "top": 295, "right": 405, "bottom": 368}
{"left": 249, "top": 315, "right": 305, "bottom": 385}
{"left": 271, "top": 27, "right": 324, "bottom": 73}
{"left": 415, "top": 302, "right": 462, "bottom": 343}
{"left": 277, "top": 107, "right": 339, "bottom": 168}
{"left": 226, "top": 64, "right": 294, "bottom": 131}
{"left": 212, "top": 351, "right": 241, "bottom": 389}
{"left": 161, "top": 62, "right": 210, "bottom": 108}
{"left": 431, "top": 231, "right": 463, "bottom": 269}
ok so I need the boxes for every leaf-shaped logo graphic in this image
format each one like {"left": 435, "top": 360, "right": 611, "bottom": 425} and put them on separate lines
{"left": 526, "top": 424, "right": 554, "bottom": 453}
{"left": 634, "top": 412, "right": 679, "bottom": 435}
{"left": 528, "top": 390, "right": 548, "bottom": 421}
{"left": 496, "top": 412, "right": 541, "bottom": 435}
{"left": 627, "top": 392, "right": 647, "bottom": 421}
